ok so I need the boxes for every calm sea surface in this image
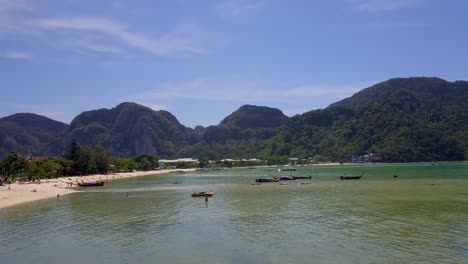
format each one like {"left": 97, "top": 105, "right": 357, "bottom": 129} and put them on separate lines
{"left": 1, "top": 163, "right": 467, "bottom": 264}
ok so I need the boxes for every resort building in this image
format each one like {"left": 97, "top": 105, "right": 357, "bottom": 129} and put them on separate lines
{"left": 158, "top": 158, "right": 199, "bottom": 169}
{"left": 289, "top": 158, "right": 299, "bottom": 165}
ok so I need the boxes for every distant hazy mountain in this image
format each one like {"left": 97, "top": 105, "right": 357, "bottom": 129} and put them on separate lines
{"left": 0, "top": 113, "right": 68, "bottom": 157}
{"left": 1, "top": 77, "right": 467, "bottom": 161}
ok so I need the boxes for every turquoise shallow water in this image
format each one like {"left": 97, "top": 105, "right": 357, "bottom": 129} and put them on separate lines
{"left": 1, "top": 162, "right": 468, "bottom": 264}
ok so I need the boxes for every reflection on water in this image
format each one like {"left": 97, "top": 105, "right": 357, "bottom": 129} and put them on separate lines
{"left": 1, "top": 163, "right": 467, "bottom": 264}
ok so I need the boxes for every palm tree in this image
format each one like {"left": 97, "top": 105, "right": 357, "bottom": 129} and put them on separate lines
{"left": 0, "top": 152, "right": 30, "bottom": 182}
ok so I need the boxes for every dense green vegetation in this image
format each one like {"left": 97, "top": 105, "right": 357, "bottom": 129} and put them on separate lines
{"left": 0, "top": 77, "right": 466, "bottom": 163}
{"left": 0, "top": 152, "right": 72, "bottom": 182}
{"left": 277, "top": 78, "right": 468, "bottom": 162}
{"left": 0, "top": 143, "right": 161, "bottom": 182}
{"left": 178, "top": 105, "right": 289, "bottom": 161}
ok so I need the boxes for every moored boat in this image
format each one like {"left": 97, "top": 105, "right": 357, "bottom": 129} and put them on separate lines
{"left": 278, "top": 175, "right": 295, "bottom": 180}
{"left": 255, "top": 177, "right": 279, "bottom": 182}
{"left": 77, "top": 181, "right": 104, "bottom": 187}
{"left": 292, "top": 176, "right": 312, "bottom": 180}
{"left": 278, "top": 168, "right": 296, "bottom": 172}
{"left": 340, "top": 172, "right": 363, "bottom": 180}
{"left": 191, "top": 192, "right": 214, "bottom": 197}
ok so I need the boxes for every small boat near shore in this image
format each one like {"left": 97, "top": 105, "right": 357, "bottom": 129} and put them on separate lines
{"left": 340, "top": 172, "right": 363, "bottom": 180}
{"left": 278, "top": 175, "right": 295, "bottom": 180}
{"left": 292, "top": 176, "right": 312, "bottom": 180}
{"left": 191, "top": 192, "right": 214, "bottom": 197}
{"left": 77, "top": 181, "right": 104, "bottom": 187}
{"left": 255, "top": 178, "right": 279, "bottom": 183}
{"left": 278, "top": 168, "right": 296, "bottom": 172}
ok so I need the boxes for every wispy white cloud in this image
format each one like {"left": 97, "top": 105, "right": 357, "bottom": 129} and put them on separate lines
{"left": 0, "top": 51, "right": 32, "bottom": 59}
{"left": 0, "top": 0, "right": 29, "bottom": 12}
{"left": 36, "top": 17, "right": 204, "bottom": 56}
{"left": 120, "top": 77, "right": 374, "bottom": 124}
{"left": 284, "top": 84, "right": 364, "bottom": 98}
{"left": 216, "top": 0, "right": 264, "bottom": 18}
{"left": 125, "top": 77, "right": 372, "bottom": 105}
{"left": 75, "top": 42, "right": 123, "bottom": 54}
{"left": 0, "top": 1, "right": 207, "bottom": 58}
{"left": 57, "top": 37, "right": 125, "bottom": 55}
{"left": 0, "top": 0, "right": 34, "bottom": 33}
{"left": 345, "top": 0, "right": 421, "bottom": 12}
{"left": 334, "top": 21, "right": 431, "bottom": 30}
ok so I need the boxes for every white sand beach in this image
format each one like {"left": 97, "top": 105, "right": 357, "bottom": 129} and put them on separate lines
{"left": 0, "top": 169, "right": 196, "bottom": 209}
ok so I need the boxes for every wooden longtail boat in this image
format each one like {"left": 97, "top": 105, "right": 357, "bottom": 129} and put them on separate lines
{"left": 340, "top": 172, "right": 363, "bottom": 180}
{"left": 292, "top": 176, "right": 312, "bottom": 180}
{"left": 278, "top": 168, "right": 296, "bottom": 172}
{"left": 191, "top": 192, "right": 214, "bottom": 197}
{"left": 77, "top": 181, "right": 104, "bottom": 187}
{"left": 255, "top": 178, "right": 279, "bottom": 183}
{"left": 278, "top": 175, "right": 295, "bottom": 180}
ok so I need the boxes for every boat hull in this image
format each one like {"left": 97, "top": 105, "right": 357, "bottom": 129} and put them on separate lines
{"left": 191, "top": 192, "right": 214, "bottom": 197}
{"left": 279, "top": 176, "right": 295, "bottom": 180}
{"left": 293, "top": 176, "right": 312, "bottom": 180}
{"left": 77, "top": 181, "right": 104, "bottom": 187}
{"left": 255, "top": 178, "right": 279, "bottom": 182}
{"left": 340, "top": 176, "right": 362, "bottom": 180}
{"left": 278, "top": 168, "right": 296, "bottom": 172}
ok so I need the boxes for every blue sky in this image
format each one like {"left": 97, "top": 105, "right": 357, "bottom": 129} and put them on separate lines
{"left": 1, "top": 0, "right": 467, "bottom": 127}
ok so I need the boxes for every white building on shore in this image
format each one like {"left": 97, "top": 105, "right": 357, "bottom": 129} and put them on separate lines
{"left": 158, "top": 158, "right": 199, "bottom": 169}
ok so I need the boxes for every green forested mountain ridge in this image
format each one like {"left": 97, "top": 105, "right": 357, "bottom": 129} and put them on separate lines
{"left": 278, "top": 77, "right": 468, "bottom": 161}
{"left": 0, "top": 113, "right": 69, "bottom": 157}
{"left": 44, "top": 102, "right": 192, "bottom": 157}
{"left": 219, "top": 105, "right": 288, "bottom": 129}
{"left": 177, "top": 105, "right": 289, "bottom": 160}
{"left": 0, "top": 77, "right": 467, "bottom": 161}
{"left": 331, "top": 77, "right": 467, "bottom": 110}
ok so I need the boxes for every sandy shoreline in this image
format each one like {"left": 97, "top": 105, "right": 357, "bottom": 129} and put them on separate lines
{"left": 0, "top": 169, "right": 196, "bottom": 209}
